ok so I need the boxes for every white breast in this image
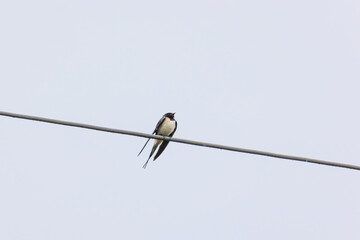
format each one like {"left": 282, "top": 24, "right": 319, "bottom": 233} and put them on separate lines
{"left": 157, "top": 118, "right": 176, "bottom": 136}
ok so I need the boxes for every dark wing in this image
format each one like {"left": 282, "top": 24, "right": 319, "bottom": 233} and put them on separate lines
{"left": 153, "top": 116, "right": 166, "bottom": 134}
{"left": 138, "top": 115, "right": 166, "bottom": 157}
{"left": 153, "top": 120, "right": 177, "bottom": 161}
{"left": 169, "top": 120, "right": 177, "bottom": 137}
{"left": 153, "top": 140, "right": 170, "bottom": 161}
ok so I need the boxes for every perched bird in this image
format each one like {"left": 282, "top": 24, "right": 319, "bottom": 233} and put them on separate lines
{"left": 138, "top": 112, "right": 177, "bottom": 168}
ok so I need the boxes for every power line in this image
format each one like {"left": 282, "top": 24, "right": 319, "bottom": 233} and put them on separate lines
{"left": 0, "top": 110, "right": 359, "bottom": 171}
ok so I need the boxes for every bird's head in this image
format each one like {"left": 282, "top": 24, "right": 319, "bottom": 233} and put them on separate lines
{"left": 164, "top": 112, "right": 175, "bottom": 120}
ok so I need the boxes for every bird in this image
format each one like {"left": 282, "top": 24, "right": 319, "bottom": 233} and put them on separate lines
{"left": 138, "top": 112, "right": 177, "bottom": 168}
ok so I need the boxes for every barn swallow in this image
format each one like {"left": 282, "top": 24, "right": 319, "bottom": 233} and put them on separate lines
{"left": 138, "top": 112, "right": 177, "bottom": 168}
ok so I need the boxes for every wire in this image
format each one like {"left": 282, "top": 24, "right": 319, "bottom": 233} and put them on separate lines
{"left": 0, "top": 110, "right": 359, "bottom": 171}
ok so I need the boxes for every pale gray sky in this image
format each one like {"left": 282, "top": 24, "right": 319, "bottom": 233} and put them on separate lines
{"left": 1, "top": 0, "right": 359, "bottom": 239}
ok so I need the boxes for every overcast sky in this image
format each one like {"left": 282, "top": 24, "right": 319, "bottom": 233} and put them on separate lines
{"left": 1, "top": 0, "right": 359, "bottom": 239}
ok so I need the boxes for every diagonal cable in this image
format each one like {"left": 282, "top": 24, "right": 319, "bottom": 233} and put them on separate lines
{"left": 0, "top": 110, "right": 359, "bottom": 171}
